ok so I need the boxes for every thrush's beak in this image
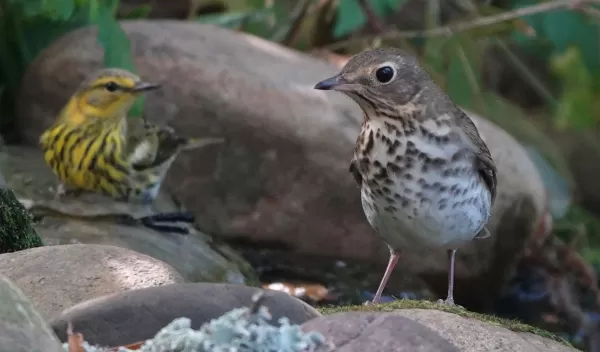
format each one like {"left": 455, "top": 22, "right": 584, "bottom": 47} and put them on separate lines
{"left": 314, "top": 75, "right": 347, "bottom": 91}
{"left": 132, "top": 81, "right": 161, "bottom": 93}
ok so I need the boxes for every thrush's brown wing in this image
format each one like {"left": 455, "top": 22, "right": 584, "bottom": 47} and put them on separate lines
{"left": 455, "top": 108, "right": 497, "bottom": 205}
{"left": 349, "top": 156, "right": 363, "bottom": 187}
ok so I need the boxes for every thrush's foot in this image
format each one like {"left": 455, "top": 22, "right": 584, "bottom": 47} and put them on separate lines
{"left": 436, "top": 298, "right": 464, "bottom": 309}
{"left": 437, "top": 298, "right": 453, "bottom": 305}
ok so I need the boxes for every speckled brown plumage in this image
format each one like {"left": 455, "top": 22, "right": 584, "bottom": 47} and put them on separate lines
{"left": 315, "top": 47, "right": 497, "bottom": 305}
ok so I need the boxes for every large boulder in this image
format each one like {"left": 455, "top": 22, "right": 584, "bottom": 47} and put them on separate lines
{"left": 0, "top": 145, "right": 257, "bottom": 285}
{"left": 0, "top": 275, "right": 64, "bottom": 352}
{"left": 302, "top": 309, "right": 576, "bottom": 352}
{"left": 16, "top": 20, "right": 547, "bottom": 306}
{"left": 0, "top": 244, "right": 183, "bottom": 320}
{"left": 50, "top": 283, "right": 321, "bottom": 347}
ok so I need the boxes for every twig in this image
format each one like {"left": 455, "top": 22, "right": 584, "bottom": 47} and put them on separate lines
{"left": 357, "top": 0, "right": 386, "bottom": 33}
{"left": 272, "top": 0, "right": 313, "bottom": 45}
{"left": 579, "top": 4, "right": 600, "bottom": 18}
{"left": 493, "top": 39, "right": 557, "bottom": 107}
{"left": 312, "top": 0, "right": 338, "bottom": 48}
{"left": 325, "top": 0, "right": 594, "bottom": 50}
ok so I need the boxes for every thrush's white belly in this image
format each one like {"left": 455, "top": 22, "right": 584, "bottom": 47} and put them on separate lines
{"left": 359, "top": 120, "right": 492, "bottom": 250}
{"left": 361, "top": 174, "right": 491, "bottom": 250}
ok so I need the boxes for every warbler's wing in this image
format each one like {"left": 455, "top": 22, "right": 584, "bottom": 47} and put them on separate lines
{"left": 125, "top": 115, "right": 161, "bottom": 167}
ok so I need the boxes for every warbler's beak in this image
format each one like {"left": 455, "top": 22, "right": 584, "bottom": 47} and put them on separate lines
{"left": 132, "top": 81, "right": 161, "bottom": 93}
{"left": 314, "top": 75, "right": 353, "bottom": 91}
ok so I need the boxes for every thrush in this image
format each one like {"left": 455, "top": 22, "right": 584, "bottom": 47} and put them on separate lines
{"left": 314, "top": 47, "right": 497, "bottom": 305}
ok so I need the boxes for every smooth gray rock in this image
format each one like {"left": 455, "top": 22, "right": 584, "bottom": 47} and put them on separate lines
{"left": 0, "top": 146, "right": 257, "bottom": 285}
{"left": 302, "top": 311, "right": 458, "bottom": 352}
{"left": 303, "top": 309, "right": 578, "bottom": 352}
{"left": 0, "top": 275, "right": 63, "bottom": 352}
{"left": 395, "top": 309, "right": 577, "bottom": 352}
{"left": 0, "top": 244, "right": 183, "bottom": 320}
{"left": 51, "top": 283, "right": 321, "bottom": 347}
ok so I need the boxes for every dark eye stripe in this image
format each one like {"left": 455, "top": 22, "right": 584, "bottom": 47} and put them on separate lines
{"left": 89, "top": 82, "right": 129, "bottom": 91}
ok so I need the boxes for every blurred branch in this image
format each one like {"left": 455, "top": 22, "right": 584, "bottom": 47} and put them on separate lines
{"left": 579, "top": 4, "right": 600, "bottom": 18}
{"left": 272, "top": 0, "right": 313, "bottom": 45}
{"left": 325, "top": 0, "right": 596, "bottom": 50}
{"left": 493, "top": 39, "right": 557, "bottom": 108}
{"left": 357, "top": 0, "right": 386, "bottom": 33}
{"left": 312, "top": 0, "right": 337, "bottom": 48}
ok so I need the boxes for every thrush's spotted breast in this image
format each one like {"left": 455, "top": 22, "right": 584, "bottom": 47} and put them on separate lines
{"left": 314, "top": 48, "right": 497, "bottom": 305}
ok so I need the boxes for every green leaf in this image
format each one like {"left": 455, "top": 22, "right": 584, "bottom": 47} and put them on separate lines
{"left": 445, "top": 35, "right": 483, "bottom": 111}
{"left": 370, "top": 0, "right": 409, "bottom": 17}
{"left": 196, "top": 7, "right": 276, "bottom": 39}
{"left": 447, "top": 57, "right": 472, "bottom": 109}
{"left": 384, "top": 0, "right": 409, "bottom": 10}
{"left": 333, "top": 0, "right": 365, "bottom": 38}
{"left": 0, "top": 0, "right": 98, "bottom": 131}
{"left": 197, "top": 11, "right": 267, "bottom": 28}
{"left": 332, "top": 0, "right": 410, "bottom": 38}
{"left": 510, "top": 0, "right": 600, "bottom": 73}
{"left": 509, "top": 0, "right": 545, "bottom": 31}
{"left": 509, "top": 0, "right": 552, "bottom": 56}
{"left": 243, "top": 2, "right": 286, "bottom": 39}
{"left": 105, "top": 0, "right": 121, "bottom": 15}
{"left": 119, "top": 4, "right": 152, "bottom": 19}
{"left": 6, "top": 1, "right": 91, "bottom": 66}
{"left": 50, "top": 0, "right": 76, "bottom": 20}
{"left": 9, "top": 0, "right": 76, "bottom": 20}
{"left": 550, "top": 46, "right": 596, "bottom": 130}
{"left": 86, "top": 0, "right": 101, "bottom": 22}
{"left": 96, "top": 8, "right": 134, "bottom": 71}
{"left": 95, "top": 5, "right": 143, "bottom": 117}
{"left": 423, "top": 37, "right": 449, "bottom": 75}
{"left": 542, "top": 10, "right": 600, "bottom": 73}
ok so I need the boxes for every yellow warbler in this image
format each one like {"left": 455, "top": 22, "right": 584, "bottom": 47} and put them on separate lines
{"left": 39, "top": 68, "right": 222, "bottom": 204}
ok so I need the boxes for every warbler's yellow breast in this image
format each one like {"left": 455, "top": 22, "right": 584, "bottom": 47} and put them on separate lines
{"left": 40, "top": 116, "right": 131, "bottom": 197}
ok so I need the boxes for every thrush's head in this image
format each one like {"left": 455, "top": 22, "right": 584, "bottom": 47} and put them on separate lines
{"left": 314, "top": 48, "right": 429, "bottom": 117}
{"left": 73, "top": 68, "right": 160, "bottom": 119}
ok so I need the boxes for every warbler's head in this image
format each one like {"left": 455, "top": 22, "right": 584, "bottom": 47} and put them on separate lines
{"left": 73, "top": 68, "right": 160, "bottom": 119}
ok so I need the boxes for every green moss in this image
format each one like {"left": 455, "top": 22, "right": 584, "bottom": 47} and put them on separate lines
{"left": 318, "top": 299, "right": 574, "bottom": 348}
{"left": 0, "top": 188, "right": 43, "bottom": 253}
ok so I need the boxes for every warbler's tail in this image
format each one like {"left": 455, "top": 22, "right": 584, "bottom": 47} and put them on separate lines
{"left": 181, "top": 137, "right": 225, "bottom": 151}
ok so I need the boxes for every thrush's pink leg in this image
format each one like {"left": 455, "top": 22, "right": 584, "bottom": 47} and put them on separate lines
{"left": 444, "top": 249, "right": 457, "bottom": 305}
{"left": 372, "top": 250, "right": 400, "bottom": 304}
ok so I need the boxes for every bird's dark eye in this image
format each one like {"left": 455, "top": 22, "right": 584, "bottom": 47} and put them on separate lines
{"left": 375, "top": 66, "right": 395, "bottom": 83}
{"left": 104, "top": 81, "right": 119, "bottom": 92}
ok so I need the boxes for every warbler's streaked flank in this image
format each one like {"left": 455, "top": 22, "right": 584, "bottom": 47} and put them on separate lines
{"left": 40, "top": 68, "right": 222, "bottom": 204}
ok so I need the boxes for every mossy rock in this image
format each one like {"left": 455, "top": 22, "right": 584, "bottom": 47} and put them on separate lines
{"left": 0, "top": 178, "right": 43, "bottom": 253}
{"left": 318, "top": 299, "right": 574, "bottom": 348}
